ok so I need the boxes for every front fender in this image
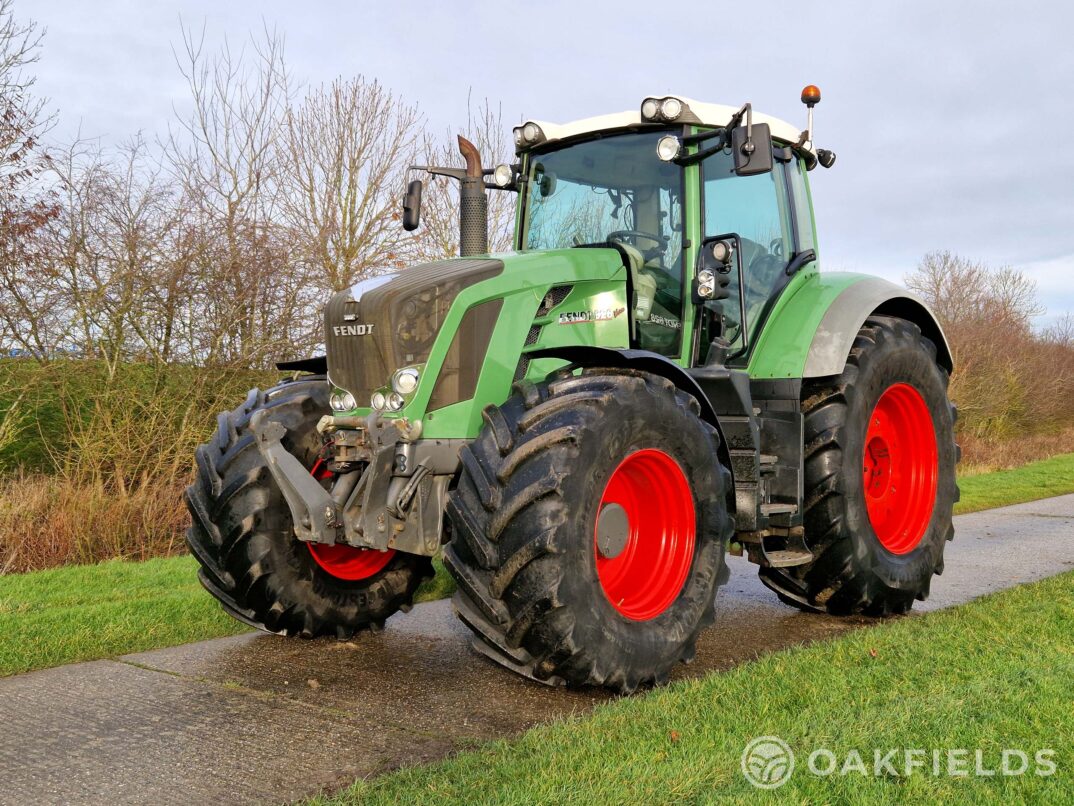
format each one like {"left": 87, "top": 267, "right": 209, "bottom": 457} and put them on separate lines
{"left": 527, "top": 345, "right": 735, "bottom": 504}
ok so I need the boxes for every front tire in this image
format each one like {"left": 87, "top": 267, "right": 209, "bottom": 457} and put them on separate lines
{"left": 759, "top": 316, "right": 959, "bottom": 615}
{"left": 185, "top": 375, "right": 433, "bottom": 637}
{"left": 445, "top": 369, "right": 733, "bottom": 692}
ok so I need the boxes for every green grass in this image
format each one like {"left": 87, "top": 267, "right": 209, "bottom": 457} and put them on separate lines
{"left": 956, "top": 452, "right": 1074, "bottom": 514}
{"left": 316, "top": 571, "right": 1074, "bottom": 805}
{"left": 0, "top": 554, "right": 454, "bottom": 677}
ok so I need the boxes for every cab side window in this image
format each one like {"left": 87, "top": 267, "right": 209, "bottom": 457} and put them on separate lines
{"left": 786, "top": 157, "right": 816, "bottom": 253}
{"left": 701, "top": 150, "right": 794, "bottom": 349}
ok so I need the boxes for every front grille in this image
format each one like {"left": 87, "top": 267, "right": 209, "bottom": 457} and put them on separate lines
{"left": 537, "top": 285, "right": 573, "bottom": 315}
{"left": 514, "top": 355, "right": 531, "bottom": 383}
{"left": 525, "top": 325, "right": 542, "bottom": 346}
{"left": 427, "top": 298, "right": 503, "bottom": 411}
{"left": 325, "top": 258, "right": 503, "bottom": 401}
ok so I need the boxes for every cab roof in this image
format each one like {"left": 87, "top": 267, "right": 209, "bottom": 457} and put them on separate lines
{"left": 522, "top": 96, "right": 810, "bottom": 154}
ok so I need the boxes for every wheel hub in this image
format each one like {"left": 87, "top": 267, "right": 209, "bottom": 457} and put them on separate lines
{"left": 596, "top": 503, "right": 630, "bottom": 559}
{"left": 593, "top": 448, "right": 696, "bottom": 621}
{"left": 862, "top": 383, "right": 939, "bottom": 554}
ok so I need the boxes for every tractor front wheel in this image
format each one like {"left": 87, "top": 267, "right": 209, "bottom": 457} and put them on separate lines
{"left": 185, "top": 375, "right": 433, "bottom": 637}
{"left": 445, "top": 369, "right": 733, "bottom": 692}
{"left": 759, "top": 316, "right": 959, "bottom": 615}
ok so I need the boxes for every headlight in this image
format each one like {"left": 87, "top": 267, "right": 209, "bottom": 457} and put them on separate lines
{"left": 661, "top": 97, "right": 683, "bottom": 120}
{"left": 392, "top": 367, "right": 420, "bottom": 395}
{"left": 387, "top": 392, "right": 405, "bottom": 411}
{"left": 371, "top": 391, "right": 387, "bottom": 411}
{"left": 330, "top": 390, "right": 357, "bottom": 411}
{"left": 493, "top": 163, "right": 514, "bottom": 188}
{"left": 697, "top": 269, "right": 716, "bottom": 299}
{"left": 656, "top": 135, "right": 681, "bottom": 162}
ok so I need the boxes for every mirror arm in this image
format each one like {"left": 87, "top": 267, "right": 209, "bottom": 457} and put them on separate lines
{"left": 408, "top": 163, "right": 468, "bottom": 182}
{"left": 674, "top": 131, "right": 731, "bottom": 166}
{"left": 682, "top": 127, "right": 727, "bottom": 147}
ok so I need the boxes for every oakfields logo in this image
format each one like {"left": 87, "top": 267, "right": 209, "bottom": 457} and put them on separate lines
{"left": 741, "top": 736, "right": 794, "bottom": 789}
{"left": 741, "top": 736, "right": 1057, "bottom": 789}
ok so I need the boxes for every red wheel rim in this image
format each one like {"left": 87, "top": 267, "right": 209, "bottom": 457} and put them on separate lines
{"left": 593, "top": 448, "right": 696, "bottom": 621}
{"left": 305, "top": 459, "right": 395, "bottom": 580}
{"left": 862, "top": 383, "right": 938, "bottom": 554}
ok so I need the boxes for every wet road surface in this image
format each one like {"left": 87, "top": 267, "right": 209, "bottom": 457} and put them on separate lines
{"left": 2, "top": 495, "right": 1073, "bottom": 804}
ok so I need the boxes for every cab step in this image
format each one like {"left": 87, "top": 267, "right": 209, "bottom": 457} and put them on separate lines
{"left": 760, "top": 548, "right": 814, "bottom": 568}
{"left": 759, "top": 502, "right": 798, "bottom": 516}
{"left": 745, "top": 526, "right": 814, "bottom": 568}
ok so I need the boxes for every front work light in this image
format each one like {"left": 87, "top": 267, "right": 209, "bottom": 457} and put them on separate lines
{"left": 492, "top": 164, "right": 514, "bottom": 187}
{"left": 660, "top": 97, "right": 682, "bottom": 120}
{"left": 656, "top": 135, "right": 682, "bottom": 162}
{"left": 640, "top": 96, "right": 693, "bottom": 123}
{"left": 513, "top": 122, "right": 546, "bottom": 151}
{"left": 697, "top": 269, "right": 716, "bottom": 299}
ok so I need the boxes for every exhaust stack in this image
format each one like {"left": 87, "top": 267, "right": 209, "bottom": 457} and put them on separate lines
{"left": 457, "top": 136, "right": 488, "bottom": 256}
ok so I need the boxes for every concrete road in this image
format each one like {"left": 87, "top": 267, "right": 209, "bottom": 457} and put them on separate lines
{"left": 2, "top": 495, "right": 1073, "bottom": 805}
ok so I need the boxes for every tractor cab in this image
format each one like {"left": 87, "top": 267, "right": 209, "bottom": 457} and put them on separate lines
{"left": 501, "top": 93, "right": 833, "bottom": 369}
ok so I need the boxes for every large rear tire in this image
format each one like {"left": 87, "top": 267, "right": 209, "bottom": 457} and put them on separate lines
{"left": 445, "top": 369, "right": 732, "bottom": 692}
{"left": 185, "top": 375, "right": 433, "bottom": 637}
{"left": 759, "top": 316, "right": 958, "bottom": 615}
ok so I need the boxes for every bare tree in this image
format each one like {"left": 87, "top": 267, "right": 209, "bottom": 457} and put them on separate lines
{"left": 0, "top": 0, "right": 58, "bottom": 358}
{"left": 906, "top": 250, "right": 1043, "bottom": 336}
{"left": 167, "top": 23, "right": 307, "bottom": 367}
{"left": 279, "top": 76, "right": 420, "bottom": 292}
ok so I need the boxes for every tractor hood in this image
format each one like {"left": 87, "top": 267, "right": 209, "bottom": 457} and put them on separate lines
{"left": 324, "top": 258, "right": 504, "bottom": 402}
{"left": 324, "top": 249, "right": 628, "bottom": 411}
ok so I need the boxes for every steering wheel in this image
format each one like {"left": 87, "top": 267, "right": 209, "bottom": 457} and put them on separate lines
{"left": 608, "top": 229, "right": 667, "bottom": 256}
{"left": 769, "top": 238, "right": 784, "bottom": 259}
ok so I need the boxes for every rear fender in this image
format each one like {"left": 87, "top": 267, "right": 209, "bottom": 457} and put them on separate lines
{"left": 803, "top": 278, "right": 952, "bottom": 377}
{"left": 747, "top": 272, "right": 952, "bottom": 380}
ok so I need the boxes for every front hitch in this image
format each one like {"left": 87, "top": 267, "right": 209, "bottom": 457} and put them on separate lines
{"left": 250, "top": 409, "right": 462, "bottom": 556}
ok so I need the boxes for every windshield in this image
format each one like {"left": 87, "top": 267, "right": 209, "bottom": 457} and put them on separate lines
{"left": 521, "top": 130, "right": 683, "bottom": 267}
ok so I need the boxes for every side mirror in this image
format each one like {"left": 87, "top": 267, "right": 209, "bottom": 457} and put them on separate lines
{"left": 732, "top": 122, "right": 773, "bottom": 176}
{"left": 402, "top": 179, "right": 423, "bottom": 231}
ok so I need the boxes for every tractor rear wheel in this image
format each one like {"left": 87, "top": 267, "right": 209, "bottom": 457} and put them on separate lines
{"left": 759, "top": 316, "right": 959, "bottom": 615}
{"left": 185, "top": 375, "right": 432, "bottom": 637}
{"left": 445, "top": 369, "right": 732, "bottom": 692}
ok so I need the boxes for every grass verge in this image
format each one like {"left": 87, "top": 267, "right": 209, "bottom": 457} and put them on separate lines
{"left": 316, "top": 571, "right": 1074, "bottom": 805}
{"left": 955, "top": 452, "right": 1074, "bottom": 514}
{"left": 0, "top": 554, "right": 454, "bottom": 677}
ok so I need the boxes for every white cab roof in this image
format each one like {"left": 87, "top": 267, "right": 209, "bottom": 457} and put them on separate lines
{"left": 527, "top": 96, "right": 809, "bottom": 152}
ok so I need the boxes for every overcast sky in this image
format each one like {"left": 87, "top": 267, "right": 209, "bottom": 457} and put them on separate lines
{"left": 28, "top": 0, "right": 1074, "bottom": 322}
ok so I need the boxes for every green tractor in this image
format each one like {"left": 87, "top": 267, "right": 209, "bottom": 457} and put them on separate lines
{"left": 187, "top": 87, "right": 958, "bottom": 692}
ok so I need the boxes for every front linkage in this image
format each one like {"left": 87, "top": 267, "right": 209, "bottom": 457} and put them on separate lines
{"left": 251, "top": 409, "right": 461, "bottom": 557}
